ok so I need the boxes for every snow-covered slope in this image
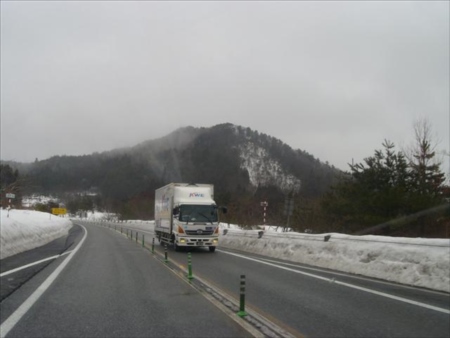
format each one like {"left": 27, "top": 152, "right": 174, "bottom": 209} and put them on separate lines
{"left": 239, "top": 141, "right": 302, "bottom": 193}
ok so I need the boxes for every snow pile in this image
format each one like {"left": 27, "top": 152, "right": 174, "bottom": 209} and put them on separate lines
{"left": 0, "top": 209, "right": 72, "bottom": 260}
{"left": 84, "top": 211, "right": 118, "bottom": 221}
{"left": 218, "top": 227, "right": 450, "bottom": 293}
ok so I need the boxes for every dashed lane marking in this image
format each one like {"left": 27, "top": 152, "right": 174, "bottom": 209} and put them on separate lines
{"left": 0, "top": 251, "right": 73, "bottom": 278}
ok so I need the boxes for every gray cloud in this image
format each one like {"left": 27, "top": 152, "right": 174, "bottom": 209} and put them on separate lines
{"left": 1, "top": 1, "right": 448, "bottom": 172}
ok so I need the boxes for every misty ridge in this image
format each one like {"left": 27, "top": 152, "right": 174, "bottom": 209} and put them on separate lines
{"left": 3, "top": 123, "right": 340, "bottom": 223}
{"left": 10, "top": 123, "right": 339, "bottom": 196}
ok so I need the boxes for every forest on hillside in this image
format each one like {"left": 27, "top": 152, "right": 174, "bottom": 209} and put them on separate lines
{"left": 2, "top": 122, "right": 448, "bottom": 237}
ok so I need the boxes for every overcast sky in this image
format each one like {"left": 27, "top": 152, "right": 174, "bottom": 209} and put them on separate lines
{"left": 1, "top": 1, "right": 448, "bottom": 173}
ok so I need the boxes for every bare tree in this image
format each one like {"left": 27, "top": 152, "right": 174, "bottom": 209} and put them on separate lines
{"left": 405, "top": 118, "right": 445, "bottom": 198}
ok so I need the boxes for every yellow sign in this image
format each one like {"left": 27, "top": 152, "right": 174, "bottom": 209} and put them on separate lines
{"left": 52, "top": 208, "right": 67, "bottom": 215}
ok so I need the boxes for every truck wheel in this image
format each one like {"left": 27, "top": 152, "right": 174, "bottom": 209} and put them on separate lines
{"left": 172, "top": 237, "right": 179, "bottom": 252}
{"left": 209, "top": 246, "right": 216, "bottom": 253}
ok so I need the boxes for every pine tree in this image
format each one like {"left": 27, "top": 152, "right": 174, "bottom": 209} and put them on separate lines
{"left": 1, "top": 164, "right": 22, "bottom": 208}
{"left": 323, "top": 140, "right": 411, "bottom": 232}
{"left": 407, "top": 119, "right": 445, "bottom": 209}
{"left": 323, "top": 119, "right": 447, "bottom": 235}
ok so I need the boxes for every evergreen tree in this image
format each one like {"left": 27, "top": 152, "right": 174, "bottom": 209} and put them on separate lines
{"left": 1, "top": 164, "right": 22, "bottom": 208}
{"left": 323, "top": 119, "right": 447, "bottom": 236}
{"left": 407, "top": 119, "right": 445, "bottom": 208}
{"left": 1, "top": 164, "right": 19, "bottom": 189}
{"left": 322, "top": 140, "right": 411, "bottom": 232}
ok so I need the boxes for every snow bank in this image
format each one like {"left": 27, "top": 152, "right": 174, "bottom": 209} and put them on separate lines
{"left": 78, "top": 211, "right": 119, "bottom": 221}
{"left": 0, "top": 209, "right": 72, "bottom": 260}
{"left": 218, "top": 227, "right": 450, "bottom": 293}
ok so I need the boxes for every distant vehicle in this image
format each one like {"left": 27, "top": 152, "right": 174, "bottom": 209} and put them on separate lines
{"left": 155, "top": 183, "right": 227, "bottom": 252}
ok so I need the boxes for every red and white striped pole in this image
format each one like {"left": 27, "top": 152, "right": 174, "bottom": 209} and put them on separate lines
{"left": 260, "top": 201, "right": 268, "bottom": 226}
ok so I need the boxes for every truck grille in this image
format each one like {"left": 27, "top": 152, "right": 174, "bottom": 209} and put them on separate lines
{"left": 185, "top": 229, "right": 214, "bottom": 236}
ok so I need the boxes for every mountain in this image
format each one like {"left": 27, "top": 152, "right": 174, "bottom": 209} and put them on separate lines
{"left": 132, "top": 123, "right": 339, "bottom": 193}
{"left": 7, "top": 124, "right": 341, "bottom": 222}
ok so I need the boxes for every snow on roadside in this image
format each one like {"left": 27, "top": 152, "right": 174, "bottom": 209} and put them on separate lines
{"left": 1, "top": 210, "right": 449, "bottom": 293}
{"left": 218, "top": 227, "right": 450, "bottom": 293}
{"left": 0, "top": 209, "right": 72, "bottom": 260}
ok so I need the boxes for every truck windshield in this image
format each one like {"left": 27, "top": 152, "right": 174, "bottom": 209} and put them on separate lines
{"left": 179, "top": 205, "right": 218, "bottom": 223}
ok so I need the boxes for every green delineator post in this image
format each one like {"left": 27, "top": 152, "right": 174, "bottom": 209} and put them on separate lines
{"left": 187, "top": 252, "right": 193, "bottom": 280}
{"left": 164, "top": 244, "right": 168, "bottom": 263}
{"left": 142, "top": 234, "right": 145, "bottom": 248}
{"left": 237, "top": 275, "right": 248, "bottom": 317}
{"left": 152, "top": 238, "right": 155, "bottom": 254}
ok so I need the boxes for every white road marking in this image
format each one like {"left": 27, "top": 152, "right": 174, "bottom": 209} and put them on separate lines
{"left": 219, "top": 250, "right": 450, "bottom": 315}
{"left": 258, "top": 257, "right": 448, "bottom": 295}
{"left": 0, "top": 251, "right": 73, "bottom": 278}
{"left": 0, "top": 225, "right": 88, "bottom": 338}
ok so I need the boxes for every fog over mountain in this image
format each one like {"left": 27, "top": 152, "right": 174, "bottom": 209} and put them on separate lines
{"left": 5, "top": 124, "right": 339, "bottom": 201}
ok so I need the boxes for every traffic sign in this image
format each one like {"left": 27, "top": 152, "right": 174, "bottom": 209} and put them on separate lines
{"left": 52, "top": 208, "right": 67, "bottom": 215}
{"left": 5, "top": 193, "right": 15, "bottom": 199}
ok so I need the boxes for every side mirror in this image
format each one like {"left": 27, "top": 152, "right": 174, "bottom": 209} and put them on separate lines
{"left": 221, "top": 207, "right": 228, "bottom": 214}
{"left": 173, "top": 207, "right": 180, "bottom": 215}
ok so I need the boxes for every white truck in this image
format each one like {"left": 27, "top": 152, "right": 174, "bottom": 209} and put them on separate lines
{"left": 154, "top": 183, "right": 226, "bottom": 252}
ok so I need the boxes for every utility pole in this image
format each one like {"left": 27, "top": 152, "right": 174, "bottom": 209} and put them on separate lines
{"left": 284, "top": 194, "right": 294, "bottom": 232}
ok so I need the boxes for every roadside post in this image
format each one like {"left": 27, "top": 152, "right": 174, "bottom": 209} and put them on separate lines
{"left": 187, "top": 252, "right": 193, "bottom": 280}
{"left": 260, "top": 201, "right": 268, "bottom": 225}
{"left": 237, "top": 275, "right": 248, "bottom": 317}
{"left": 5, "top": 193, "right": 15, "bottom": 218}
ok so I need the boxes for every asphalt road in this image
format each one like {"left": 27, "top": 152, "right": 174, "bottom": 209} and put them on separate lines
{"left": 2, "top": 220, "right": 449, "bottom": 338}
{"left": 106, "top": 221, "right": 450, "bottom": 338}
{"left": 0, "top": 222, "right": 249, "bottom": 338}
{"left": 176, "top": 247, "right": 450, "bottom": 337}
